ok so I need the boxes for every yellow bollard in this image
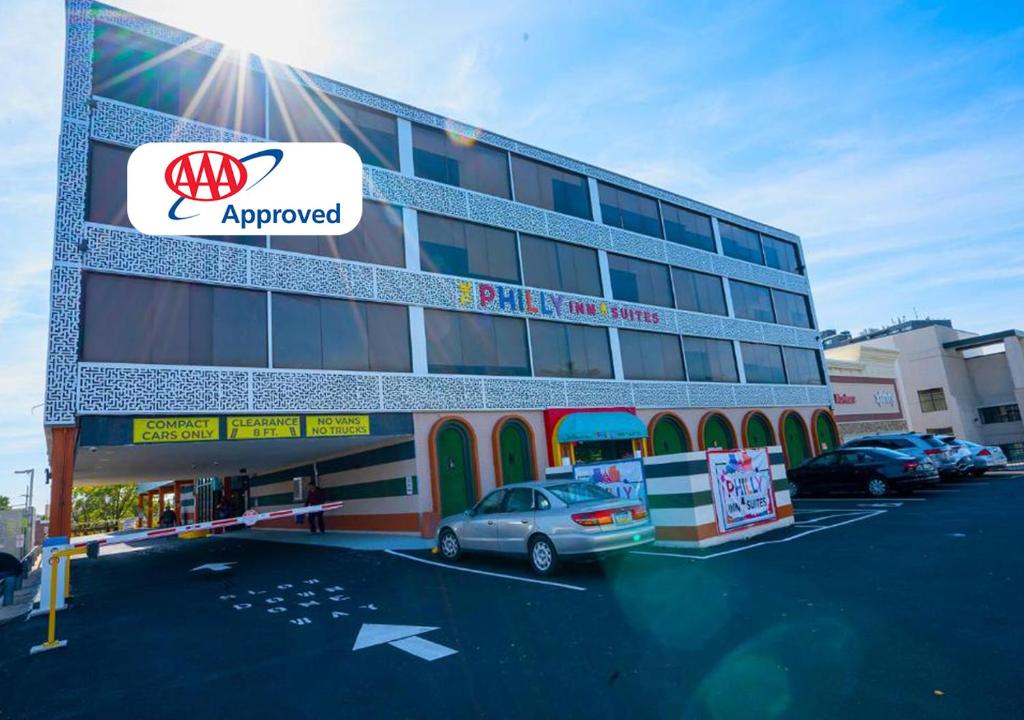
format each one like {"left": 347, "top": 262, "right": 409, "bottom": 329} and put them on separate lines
{"left": 31, "top": 546, "right": 87, "bottom": 655}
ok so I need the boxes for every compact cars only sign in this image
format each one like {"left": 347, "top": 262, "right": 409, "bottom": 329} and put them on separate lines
{"left": 706, "top": 448, "right": 777, "bottom": 532}
{"left": 127, "top": 142, "right": 363, "bottom": 236}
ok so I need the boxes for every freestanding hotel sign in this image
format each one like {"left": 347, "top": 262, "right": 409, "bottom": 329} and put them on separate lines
{"left": 573, "top": 458, "right": 648, "bottom": 503}
{"left": 706, "top": 448, "right": 777, "bottom": 533}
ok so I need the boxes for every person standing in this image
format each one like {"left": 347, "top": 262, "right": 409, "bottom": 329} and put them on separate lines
{"left": 306, "top": 480, "right": 326, "bottom": 534}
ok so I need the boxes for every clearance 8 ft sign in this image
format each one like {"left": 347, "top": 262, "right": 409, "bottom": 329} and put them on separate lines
{"left": 132, "top": 415, "right": 371, "bottom": 444}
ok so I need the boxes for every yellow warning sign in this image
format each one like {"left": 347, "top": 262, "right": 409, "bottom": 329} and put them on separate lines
{"left": 227, "top": 416, "right": 301, "bottom": 440}
{"left": 133, "top": 417, "right": 220, "bottom": 444}
{"left": 305, "top": 415, "right": 371, "bottom": 437}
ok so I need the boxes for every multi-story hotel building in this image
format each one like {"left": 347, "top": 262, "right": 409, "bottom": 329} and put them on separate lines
{"left": 45, "top": 1, "right": 838, "bottom": 538}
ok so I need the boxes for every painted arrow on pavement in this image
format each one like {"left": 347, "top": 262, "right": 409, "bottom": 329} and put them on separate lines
{"left": 352, "top": 624, "right": 457, "bottom": 661}
{"left": 190, "top": 562, "right": 237, "bottom": 572}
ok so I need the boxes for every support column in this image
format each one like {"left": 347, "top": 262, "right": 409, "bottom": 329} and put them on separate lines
{"left": 146, "top": 494, "right": 154, "bottom": 528}
{"left": 158, "top": 491, "right": 165, "bottom": 515}
{"left": 173, "top": 482, "right": 182, "bottom": 523}
{"left": 47, "top": 426, "right": 78, "bottom": 538}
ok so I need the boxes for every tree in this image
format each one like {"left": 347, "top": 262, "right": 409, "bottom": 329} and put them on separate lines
{"left": 0, "top": 495, "right": 10, "bottom": 511}
{"left": 72, "top": 485, "right": 138, "bottom": 527}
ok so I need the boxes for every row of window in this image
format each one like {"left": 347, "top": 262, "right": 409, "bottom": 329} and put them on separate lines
{"left": 85, "top": 141, "right": 815, "bottom": 329}
{"left": 80, "top": 273, "right": 824, "bottom": 385}
{"left": 91, "top": 24, "right": 801, "bottom": 273}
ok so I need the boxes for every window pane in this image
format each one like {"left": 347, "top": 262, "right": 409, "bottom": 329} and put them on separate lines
{"left": 772, "top": 289, "right": 813, "bottom": 328}
{"left": 979, "top": 404, "right": 1021, "bottom": 424}
{"left": 662, "top": 204, "right": 715, "bottom": 252}
{"left": 598, "top": 183, "right": 662, "bottom": 238}
{"left": 719, "top": 222, "right": 763, "bottom": 264}
{"left": 520, "top": 234, "right": 601, "bottom": 296}
{"left": 419, "top": 214, "right": 519, "bottom": 283}
{"left": 607, "top": 254, "right": 674, "bottom": 308}
{"left": 87, "top": 141, "right": 132, "bottom": 228}
{"left": 271, "top": 201, "right": 404, "bottom": 267}
{"left": 672, "top": 268, "right": 727, "bottom": 316}
{"left": 272, "top": 294, "right": 322, "bottom": 369}
{"left": 740, "top": 342, "right": 786, "bottom": 384}
{"left": 731, "top": 281, "right": 775, "bottom": 323}
{"left": 510, "top": 156, "right": 591, "bottom": 219}
{"left": 366, "top": 303, "right": 412, "bottom": 372}
{"left": 209, "top": 286, "right": 268, "bottom": 367}
{"left": 763, "top": 236, "right": 802, "bottom": 274}
{"left": 682, "top": 336, "right": 738, "bottom": 383}
{"left": 783, "top": 347, "right": 824, "bottom": 385}
{"left": 268, "top": 74, "right": 398, "bottom": 169}
{"left": 619, "top": 330, "right": 685, "bottom": 381}
{"left": 425, "top": 309, "right": 529, "bottom": 376}
{"left": 412, "top": 125, "right": 511, "bottom": 199}
{"left": 530, "top": 320, "right": 612, "bottom": 379}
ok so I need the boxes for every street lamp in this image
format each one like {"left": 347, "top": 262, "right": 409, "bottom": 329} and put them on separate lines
{"left": 14, "top": 469, "right": 34, "bottom": 554}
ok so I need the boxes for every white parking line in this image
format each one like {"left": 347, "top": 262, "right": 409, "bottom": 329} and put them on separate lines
{"left": 793, "top": 497, "right": 925, "bottom": 502}
{"left": 384, "top": 550, "right": 587, "bottom": 592}
{"left": 793, "top": 513, "right": 866, "bottom": 524}
{"left": 632, "top": 510, "right": 887, "bottom": 561}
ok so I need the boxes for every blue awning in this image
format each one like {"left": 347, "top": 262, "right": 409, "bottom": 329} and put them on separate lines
{"left": 557, "top": 412, "right": 648, "bottom": 443}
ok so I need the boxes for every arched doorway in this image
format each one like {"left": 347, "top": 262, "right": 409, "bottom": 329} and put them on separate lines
{"left": 813, "top": 410, "right": 840, "bottom": 453}
{"left": 700, "top": 413, "right": 736, "bottom": 450}
{"left": 743, "top": 412, "right": 775, "bottom": 448}
{"left": 781, "top": 412, "right": 811, "bottom": 468}
{"left": 649, "top": 414, "right": 691, "bottom": 455}
{"left": 433, "top": 419, "right": 478, "bottom": 517}
{"left": 495, "top": 417, "right": 535, "bottom": 485}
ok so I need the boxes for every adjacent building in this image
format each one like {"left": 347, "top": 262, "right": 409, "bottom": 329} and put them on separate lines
{"left": 825, "top": 344, "right": 909, "bottom": 441}
{"left": 45, "top": 2, "right": 836, "bottom": 540}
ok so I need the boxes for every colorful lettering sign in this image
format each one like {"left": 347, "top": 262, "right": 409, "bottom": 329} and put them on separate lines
{"left": 457, "top": 280, "right": 661, "bottom": 326}
{"left": 706, "top": 448, "right": 777, "bottom": 532}
{"left": 227, "top": 416, "right": 301, "bottom": 440}
{"left": 573, "top": 458, "right": 648, "bottom": 503}
{"left": 305, "top": 415, "right": 371, "bottom": 437}
{"left": 132, "top": 417, "right": 220, "bottom": 443}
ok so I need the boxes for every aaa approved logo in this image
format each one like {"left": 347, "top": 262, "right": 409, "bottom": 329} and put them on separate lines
{"left": 127, "top": 142, "right": 363, "bottom": 236}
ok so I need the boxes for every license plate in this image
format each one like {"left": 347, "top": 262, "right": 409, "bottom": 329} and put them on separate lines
{"left": 614, "top": 511, "right": 632, "bottom": 524}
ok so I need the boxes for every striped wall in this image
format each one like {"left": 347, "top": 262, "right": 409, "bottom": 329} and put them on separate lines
{"left": 546, "top": 446, "right": 794, "bottom": 548}
{"left": 248, "top": 439, "right": 421, "bottom": 534}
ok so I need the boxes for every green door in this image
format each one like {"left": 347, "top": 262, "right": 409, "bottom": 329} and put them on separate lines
{"left": 499, "top": 421, "right": 533, "bottom": 484}
{"left": 652, "top": 416, "right": 689, "bottom": 455}
{"left": 815, "top": 413, "right": 839, "bottom": 453}
{"left": 703, "top": 415, "right": 735, "bottom": 449}
{"left": 746, "top": 414, "right": 773, "bottom": 448}
{"left": 783, "top": 414, "right": 811, "bottom": 467}
{"left": 437, "top": 422, "right": 475, "bottom": 516}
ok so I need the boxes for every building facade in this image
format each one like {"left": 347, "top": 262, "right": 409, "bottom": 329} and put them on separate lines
{"left": 45, "top": 1, "right": 836, "bottom": 539}
{"left": 825, "top": 344, "right": 910, "bottom": 440}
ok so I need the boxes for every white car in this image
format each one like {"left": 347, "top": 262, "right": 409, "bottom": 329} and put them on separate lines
{"left": 958, "top": 440, "right": 1008, "bottom": 474}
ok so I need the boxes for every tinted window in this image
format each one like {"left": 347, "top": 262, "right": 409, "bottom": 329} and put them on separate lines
{"left": 268, "top": 74, "right": 398, "bottom": 170}
{"left": 548, "top": 482, "right": 614, "bottom": 504}
{"left": 92, "top": 24, "right": 265, "bottom": 135}
{"left": 682, "top": 336, "right": 739, "bottom": 383}
{"left": 270, "top": 201, "right": 404, "bottom": 267}
{"left": 520, "top": 235, "right": 602, "bottom": 296}
{"left": 477, "top": 490, "right": 507, "bottom": 514}
{"left": 87, "top": 141, "right": 131, "bottom": 228}
{"left": 740, "top": 342, "right": 786, "bottom": 384}
{"left": 783, "top": 347, "right": 824, "bottom": 385}
{"left": 530, "top": 320, "right": 612, "bottom": 379}
{"left": 425, "top": 309, "right": 529, "bottom": 376}
{"left": 81, "top": 273, "right": 266, "bottom": 367}
{"left": 607, "top": 254, "right": 674, "bottom": 308}
{"left": 979, "top": 404, "right": 1022, "bottom": 424}
{"left": 731, "top": 281, "right": 775, "bottom": 323}
{"left": 272, "top": 294, "right": 410, "bottom": 372}
{"left": 510, "top": 156, "right": 591, "bottom": 219}
{"left": 619, "top": 330, "right": 685, "bottom": 381}
{"left": 719, "top": 222, "right": 763, "bottom": 264}
{"left": 504, "top": 488, "right": 535, "bottom": 513}
{"left": 763, "top": 236, "right": 802, "bottom": 274}
{"left": 772, "top": 289, "right": 813, "bottom": 328}
{"left": 418, "top": 214, "right": 519, "bottom": 283}
{"left": 662, "top": 204, "right": 715, "bottom": 252}
{"left": 412, "top": 124, "right": 510, "bottom": 198}
{"left": 672, "top": 268, "right": 727, "bottom": 316}
{"left": 598, "top": 183, "right": 662, "bottom": 238}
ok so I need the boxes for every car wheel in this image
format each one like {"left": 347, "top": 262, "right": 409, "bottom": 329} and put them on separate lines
{"left": 866, "top": 477, "right": 889, "bottom": 497}
{"left": 438, "top": 528, "right": 461, "bottom": 561}
{"left": 529, "top": 535, "right": 559, "bottom": 576}
{"left": 788, "top": 478, "right": 800, "bottom": 499}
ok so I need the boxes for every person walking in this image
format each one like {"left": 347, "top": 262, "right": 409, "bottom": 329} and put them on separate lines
{"left": 306, "top": 480, "right": 326, "bottom": 534}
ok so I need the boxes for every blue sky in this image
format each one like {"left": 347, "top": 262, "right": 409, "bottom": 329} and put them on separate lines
{"left": 0, "top": 0, "right": 1021, "bottom": 509}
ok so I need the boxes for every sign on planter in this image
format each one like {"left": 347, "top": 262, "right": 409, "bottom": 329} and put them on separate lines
{"left": 706, "top": 448, "right": 777, "bottom": 532}
{"left": 573, "top": 458, "right": 648, "bottom": 503}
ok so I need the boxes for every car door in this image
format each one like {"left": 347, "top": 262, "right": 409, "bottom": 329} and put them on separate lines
{"left": 496, "top": 487, "right": 537, "bottom": 556}
{"left": 460, "top": 489, "right": 506, "bottom": 552}
{"left": 806, "top": 452, "right": 842, "bottom": 492}
{"left": 837, "top": 451, "right": 869, "bottom": 491}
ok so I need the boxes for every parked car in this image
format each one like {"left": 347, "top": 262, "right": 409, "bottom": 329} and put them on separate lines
{"left": 788, "top": 447, "right": 939, "bottom": 498}
{"left": 843, "top": 432, "right": 964, "bottom": 478}
{"left": 942, "top": 437, "right": 1009, "bottom": 475}
{"left": 935, "top": 435, "right": 977, "bottom": 475}
{"left": 436, "top": 481, "right": 655, "bottom": 576}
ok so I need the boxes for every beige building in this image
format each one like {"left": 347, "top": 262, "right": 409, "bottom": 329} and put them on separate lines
{"left": 825, "top": 345, "right": 909, "bottom": 441}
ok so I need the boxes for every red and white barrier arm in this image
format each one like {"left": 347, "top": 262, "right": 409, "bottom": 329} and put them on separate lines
{"left": 68, "top": 501, "right": 345, "bottom": 548}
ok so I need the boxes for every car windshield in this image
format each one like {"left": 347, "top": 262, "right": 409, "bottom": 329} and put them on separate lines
{"left": 546, "top": 482, "right": 615, "bottom": 504}
{"left": 919, "top": 434, "right": 948, "bottom": 448}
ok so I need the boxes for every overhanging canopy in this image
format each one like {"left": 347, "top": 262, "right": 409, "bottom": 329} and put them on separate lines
{"left": 557, "top": 412, "right": 648, "bottom": 443}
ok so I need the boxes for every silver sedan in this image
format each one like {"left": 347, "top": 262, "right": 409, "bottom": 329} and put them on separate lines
{"left": 435, "top": 480, "right": 655, "bottom": 576}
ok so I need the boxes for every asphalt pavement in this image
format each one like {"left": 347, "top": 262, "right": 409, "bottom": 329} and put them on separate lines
{"left": 1, "top": 473, "right": 1021, "bottom": 719}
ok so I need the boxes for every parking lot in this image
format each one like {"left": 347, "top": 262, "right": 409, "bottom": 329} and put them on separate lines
{"left": 1, "top": 472, "right": 1022, "bottom": 719}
